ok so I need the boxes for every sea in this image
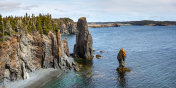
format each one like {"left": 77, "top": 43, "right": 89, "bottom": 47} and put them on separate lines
{"left": 42, "top": 25, "right": 176, "bottom": 88}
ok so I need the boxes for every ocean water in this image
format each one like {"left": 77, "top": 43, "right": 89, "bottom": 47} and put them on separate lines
{"left": 42, "top": 26, "right": 176, "bottom": 88}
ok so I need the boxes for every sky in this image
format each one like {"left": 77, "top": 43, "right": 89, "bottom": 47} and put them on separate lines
{"left": 0, "top": 0, "right": 176, "bottom": 22}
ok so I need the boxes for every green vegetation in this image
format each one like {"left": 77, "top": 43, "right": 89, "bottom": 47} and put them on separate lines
{"left": 0, "top": 13, "right": 74, "bottom": 42}
{"left": 128, "top": 20, "right": 176, "bottom": 26}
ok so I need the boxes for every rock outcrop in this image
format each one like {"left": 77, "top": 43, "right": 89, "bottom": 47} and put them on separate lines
{"left": 73, "top": 17, "right": 93, "bottom": 59}
{"left": 117, "top": 48, "right": 130, "bottom": 73}
{"left": 0, "top": 31, "right": 73, "bottom": 82}
{"left": 62, "top": 38, "right": 69, "bottom": 56}
{"left": 117, "top": 48, "right": 126, "bottom": 68}
{"left": 60, "top": 18, "right": 77, "bottom": 34}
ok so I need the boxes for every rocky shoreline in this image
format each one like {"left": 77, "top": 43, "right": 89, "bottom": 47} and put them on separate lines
{"left": 0, "top": 30, "right": 74, "bottom": 88}
{"left": 1, "top": 68, "right": 63, "bottom": 88}
{"left": 0, "top": 15, "right": 93, "bottom": 88}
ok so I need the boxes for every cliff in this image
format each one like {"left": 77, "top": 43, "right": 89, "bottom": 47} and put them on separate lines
{"left": 59, "top": 18, "right": 77, "bottom": 34}
{"left": 0, "top": 30, "right": 73, "bottom": 82}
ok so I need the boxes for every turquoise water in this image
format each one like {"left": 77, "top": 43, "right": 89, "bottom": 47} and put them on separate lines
{"left": 43, "top": 26, "right": 176, "bottom": 88}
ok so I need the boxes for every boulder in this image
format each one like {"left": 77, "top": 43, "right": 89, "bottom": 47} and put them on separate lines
{"left": 74, "top": 17, "right": 93, "bottom": 59}
{"left": 100, "top": 51, "right": 103, "bottom": 53}
{"left": 96, "top": 54, "right": 101, "bottom": 59}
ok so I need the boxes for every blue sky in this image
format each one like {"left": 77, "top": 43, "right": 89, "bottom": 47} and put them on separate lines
{"left": 0, "top": 0, "right": 176, "bottom": 22}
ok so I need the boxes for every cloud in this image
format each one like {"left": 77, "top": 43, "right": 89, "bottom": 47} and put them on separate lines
{"left": 0, "top": 0, "right": 176, "bottom": 21}
{"left": 54, "top": 8, "right": 65, "bottom": 12}
{"left": 0, "top": 1, "right": 38, "bottom": 12}
{"left": 23, "top": 5, "right": 38, "bottom": 10}
{"left": 0, "top": 1, "right": 21, "bottom": 11}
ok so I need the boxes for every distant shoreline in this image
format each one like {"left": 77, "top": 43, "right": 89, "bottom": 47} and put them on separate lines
{"left": 88, "top": 23, "right": 120, "bottom": 28}
{"left": 88, "top": 20, "right": 176, "bottom": 27}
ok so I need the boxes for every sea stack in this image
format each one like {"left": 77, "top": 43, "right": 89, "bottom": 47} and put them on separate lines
{"left": 117, "top": 48, "right": 126, "bottom": 67}
{"left": 117, "top": 48, "right": 130, "bottom": 73}
{"left": 74, "top": 17, "right": 93, "bottom": 59}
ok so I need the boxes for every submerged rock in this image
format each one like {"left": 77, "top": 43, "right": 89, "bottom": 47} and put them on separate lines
{"left": 100, "top": 51, "right": 104, "bottom": 53}
{"left": 73, "top": 64, "right": 80, "bottom": 72}
{"left": 74, "top": 17, "right": 93, "bottom": 59}
{"left": 116, "top": 67, "right": 130, "bottom": 73}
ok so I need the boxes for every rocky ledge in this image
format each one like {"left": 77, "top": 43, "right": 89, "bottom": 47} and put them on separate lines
{"left": 0, "top": 30, "right": 74, "bottom": 83}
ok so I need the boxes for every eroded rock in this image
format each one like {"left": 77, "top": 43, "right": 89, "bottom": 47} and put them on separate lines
{"left": 60, "top": 18, "right": 77, "bottom": 34}
{"left": 117, "top": 48, "right": 130, "bottom": 73}
{"left": 117, "top": 48, "right": 126, "bottom": 68}
{"left": 62, "top": 38, "right": 69, "bottom": 56}
{"left": 96, "top": 54, "right": 101, "bottom": 59}
{"left": 0, "top": 30, "right": 73, "bottom": 82}
{"left": 74, "top": 17, "right": 93, "bottom": 59}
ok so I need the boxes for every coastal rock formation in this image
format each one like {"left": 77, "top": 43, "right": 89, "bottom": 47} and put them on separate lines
{"left": 117, "top": 48, "right": 126, "bottom": 67}
{"left": 62, "top": 38, "right": 70, "bottom": 56}
{"left": 0, "top": 31, "right": 73, "bottom": 82}
{"left": 60, "top": 18, "right": 77, "bottom": 34}
{"left": 96, "top": 55, "right": 101, "bottom": 59}
{"left": 73, "top": 17, "right": 93, "bottom": 59}
{"left": 117, "top": 48, "right": 130, "bottom": 73}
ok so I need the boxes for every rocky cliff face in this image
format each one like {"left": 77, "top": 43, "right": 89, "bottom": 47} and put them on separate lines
{"left": 60, "top": 18, "right": 77, "bottom": 34}
{"left": 0, "top": 31, "right": 73, "bottom": 82}
{"left": 74, "top": 17, "right": 93, "bottom": 59}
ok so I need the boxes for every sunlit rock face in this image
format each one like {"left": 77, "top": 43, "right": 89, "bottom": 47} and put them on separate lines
{"left": 62, "top": 38, "right": 70, "bottom": 57}
{"left": 0, "top": 31, "right": 73, "bottom": 82}
{"left": 74, "top": 17, "right": 93, "bottom": 59}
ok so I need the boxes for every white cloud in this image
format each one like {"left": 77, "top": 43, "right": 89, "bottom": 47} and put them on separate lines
{"left": 0, "top": 1, "right": 21, "bottom": 11}
{"left": 0, "top": 0, "right": 176, "bottom": 21}
{"left": 23, "top": 5, "right": 38, "bottom": 10}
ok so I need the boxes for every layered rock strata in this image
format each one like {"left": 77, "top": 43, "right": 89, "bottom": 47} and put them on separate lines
{"left": 0, "top": 31, "right": 73, "bottom": 82}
